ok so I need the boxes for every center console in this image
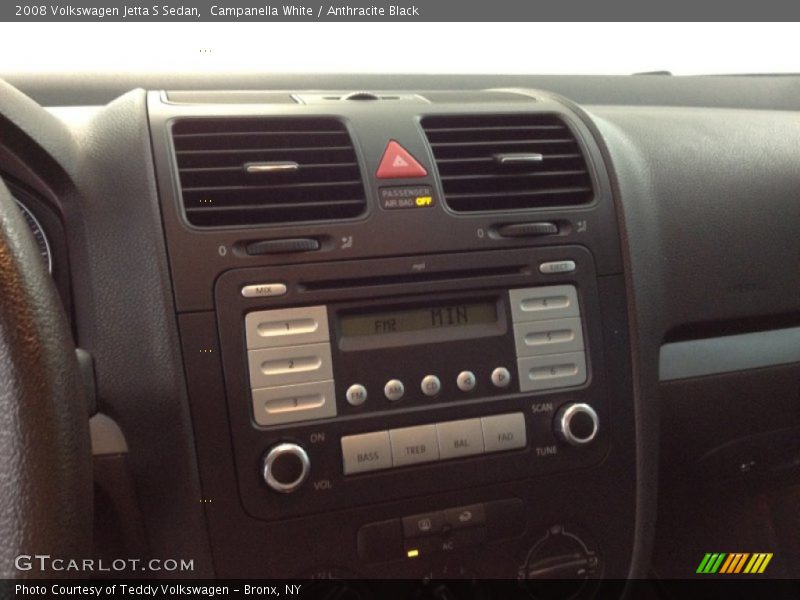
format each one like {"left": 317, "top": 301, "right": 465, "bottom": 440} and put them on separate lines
{"left": 149, "top": 88, "right": 636, "bottom": 587}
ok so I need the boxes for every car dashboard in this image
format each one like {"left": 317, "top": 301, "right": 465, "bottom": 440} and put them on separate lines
{"left": 2, "top": 74, "right": 800, "bottom": 590}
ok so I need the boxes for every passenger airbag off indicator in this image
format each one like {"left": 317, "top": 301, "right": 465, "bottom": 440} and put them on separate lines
{"left": 376, "top": 140, "right": 428, "bottom": 179}
{"left": 379, "top": 186, "right": 436, "bottom": 210}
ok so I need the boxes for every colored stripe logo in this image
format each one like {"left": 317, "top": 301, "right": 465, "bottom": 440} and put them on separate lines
{"left": 696, "top": 552, "right": 773, "bottom": 574}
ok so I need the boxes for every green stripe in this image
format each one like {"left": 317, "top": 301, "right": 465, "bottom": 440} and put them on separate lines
{"left": 697, "top": 553, "right": 713, "bottom": 573}
{"left": 702, "top": 554, "right": 719, "bottom": 573}
{"left": 709, "top": 553, "right": 727, "bottom": 574}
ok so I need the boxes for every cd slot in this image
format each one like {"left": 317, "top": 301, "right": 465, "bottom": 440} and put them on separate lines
{"left": 300, "top": 264, "right": 528, "bottom": 292}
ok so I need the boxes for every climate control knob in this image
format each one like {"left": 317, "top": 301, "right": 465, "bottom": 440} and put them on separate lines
{"left": 262, "top": 443, "right": 311, "bottom": 493}
{"left": 554, "top": 403, "right": 599, "bottom": 446}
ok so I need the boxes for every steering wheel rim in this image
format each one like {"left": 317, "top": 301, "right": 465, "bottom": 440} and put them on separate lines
{"left": 0, "top": 177, "right": 92, "bottom": 577}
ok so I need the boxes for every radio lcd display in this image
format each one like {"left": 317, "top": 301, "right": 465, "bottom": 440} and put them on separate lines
{"left": 339, "top": 301, "right": 498, "bottom": 338}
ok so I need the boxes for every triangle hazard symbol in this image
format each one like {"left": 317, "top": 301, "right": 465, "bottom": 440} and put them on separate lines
{"left": 376, "top": 140, "right": 428, "bottom": 179}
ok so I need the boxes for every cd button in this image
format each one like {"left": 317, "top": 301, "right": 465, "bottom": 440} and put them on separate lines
{"left": 491, "top": 367, "right": 512, "bottom": 389}
{"left": 456, "top": 371, "right": 477, "bottom": 392}
{"left": 384, "top": 379, "right": 405, "bottom": 402}
{"left": 421, "top": 375, "right": 441, "bottom": 397}
{"left": 346, "top": 384, "right": 367, "bottom": 406}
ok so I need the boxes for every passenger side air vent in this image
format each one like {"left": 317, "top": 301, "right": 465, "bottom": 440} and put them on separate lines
{"left": 421, "top": 114, "right": 593, "bottom": 212}
{"left": 172, "top": 118, "right": 366, "bottom": 227}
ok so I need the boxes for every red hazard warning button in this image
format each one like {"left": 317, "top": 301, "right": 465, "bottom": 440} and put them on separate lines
{"left": 376, "top": 140, "right": 428, "bottom": 179}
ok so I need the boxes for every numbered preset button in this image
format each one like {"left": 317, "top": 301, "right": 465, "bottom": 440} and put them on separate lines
{"left": 247, "top": 343, "right": 333, "bottom": 388}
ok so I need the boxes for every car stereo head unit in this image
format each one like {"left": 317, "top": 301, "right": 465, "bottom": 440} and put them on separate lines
{"left": 215, "top": 245, "right": 609, "bottom": 521}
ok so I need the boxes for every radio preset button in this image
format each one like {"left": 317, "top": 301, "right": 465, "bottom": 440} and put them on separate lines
{"left": 421, "top": 375, "right": 441, "bottom": 397}
{"left": 491, "top": 367, "right": 512, "bottom": 389}
{"left": 509, "top": 285, "right": 580, "bottom": 323}
{"left": 390, "top": 424, "right": 440, "bottom": 467}
{"left": 341, "top": 431, "right": 393, "bottom": 475}
{"left": 518, "top": 352, "right": 587, "bottom": 392}
{"left": 346, "top": 384, "right": 368, "bottom": 406}
{"left": 456, "top": 371, "right": 477, "bottom": 392}
{"left": 384, "top": 379, "right": 405, "bottom": 402}
{"left": 436, "top": 418, "right": 484, "bottom": 460}
{"left": 513, "top": 317, "right": 584, "bottom": 358}
{"left": 245, "top": 305, "right": 329, "bottom": 349}
{"left": 481, "top": 413, "right": 527, "bottom": 453}
{"left": 248, "top": 342, "right": 333, "bottom": 389}
{"left": 252, "top": 380, "right": 337, "bottom": 426}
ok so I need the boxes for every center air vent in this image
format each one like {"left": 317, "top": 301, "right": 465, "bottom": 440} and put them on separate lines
{"left": 172, "top": 118, "right": 366, "bottom": 227}
{"left": 421, "top": 114, "right": 593, "bottom": 212}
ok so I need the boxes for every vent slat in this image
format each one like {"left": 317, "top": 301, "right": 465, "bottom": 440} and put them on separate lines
{"left": 186, "top": 199, "right": 365, "bottom": 214}
{"left": 421, "top": 114, "right": 593, "bottom": 212}
{"left": 181, "top": 180, "right": 363, "bottom": 194}
{"left": 172, "top": 117, "right": 366, "bottom": 227}
{"left": 173, "top": 130, "right": 348, "bottom": 139}
{"left": 422, "top": 125, "right": 565, "bottom": 133}
{"left": 441, "top": 169, "right": 587, "bottom": 182}
{"left": 428, "top": 138, "right": 576, "bottom": 148}
{"left": 446, "top": 187, "right": 593, "bottom": 200}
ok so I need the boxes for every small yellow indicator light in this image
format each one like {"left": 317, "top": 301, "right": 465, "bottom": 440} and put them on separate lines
{"left": 415, "top": 196, "right": 433, "bottom": 207}
{"left": 406, "top": 549, "right": 420, "bottom": 558}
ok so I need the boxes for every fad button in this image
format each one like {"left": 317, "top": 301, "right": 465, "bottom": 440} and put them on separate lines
{"left": 481, "top": 412, "right": 527, "bottom": 454}
{"left": 376, "top": 140, "right": 428, "bottom": 179}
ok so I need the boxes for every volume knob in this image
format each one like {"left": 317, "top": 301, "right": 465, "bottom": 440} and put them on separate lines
{"left": 554, "top": 403, "right": 599, "bottom": 446}
{"left": 262, "top": 443, "right": 310, "bottom": 493}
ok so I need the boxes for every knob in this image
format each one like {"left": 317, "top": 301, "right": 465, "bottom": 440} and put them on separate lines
{"left": 554, "top": 403, "right": 598, "bottom": 446}
{"left": 262, "top": 443, "right": 310, "bottom": 493}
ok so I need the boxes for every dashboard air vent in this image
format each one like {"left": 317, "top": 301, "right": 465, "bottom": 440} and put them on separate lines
{"left": 421, "top": 114, "right": 593, "bottom": 212}
{"left": 172, "top": 118, "right": 366, "bottom": 227}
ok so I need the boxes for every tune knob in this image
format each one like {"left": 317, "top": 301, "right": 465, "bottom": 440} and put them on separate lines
{"left": 262, "top": 443, "right": 311, "bottom": 493}
{"left": 554, "top": 403, "right": 599, "bottom": 446}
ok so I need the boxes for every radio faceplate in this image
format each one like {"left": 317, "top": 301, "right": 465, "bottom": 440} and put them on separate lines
{"left": 215, "top": 246, "right": 610, "bottom": 521}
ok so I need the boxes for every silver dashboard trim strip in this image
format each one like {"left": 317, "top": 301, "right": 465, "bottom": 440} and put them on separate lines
{"left": 659, "top": 326, "right": 800, "bottom": 381}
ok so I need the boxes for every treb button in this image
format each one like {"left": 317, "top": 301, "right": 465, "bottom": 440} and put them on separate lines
{"left": 390, "top": 424, "right": 440, "bottom": 467}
